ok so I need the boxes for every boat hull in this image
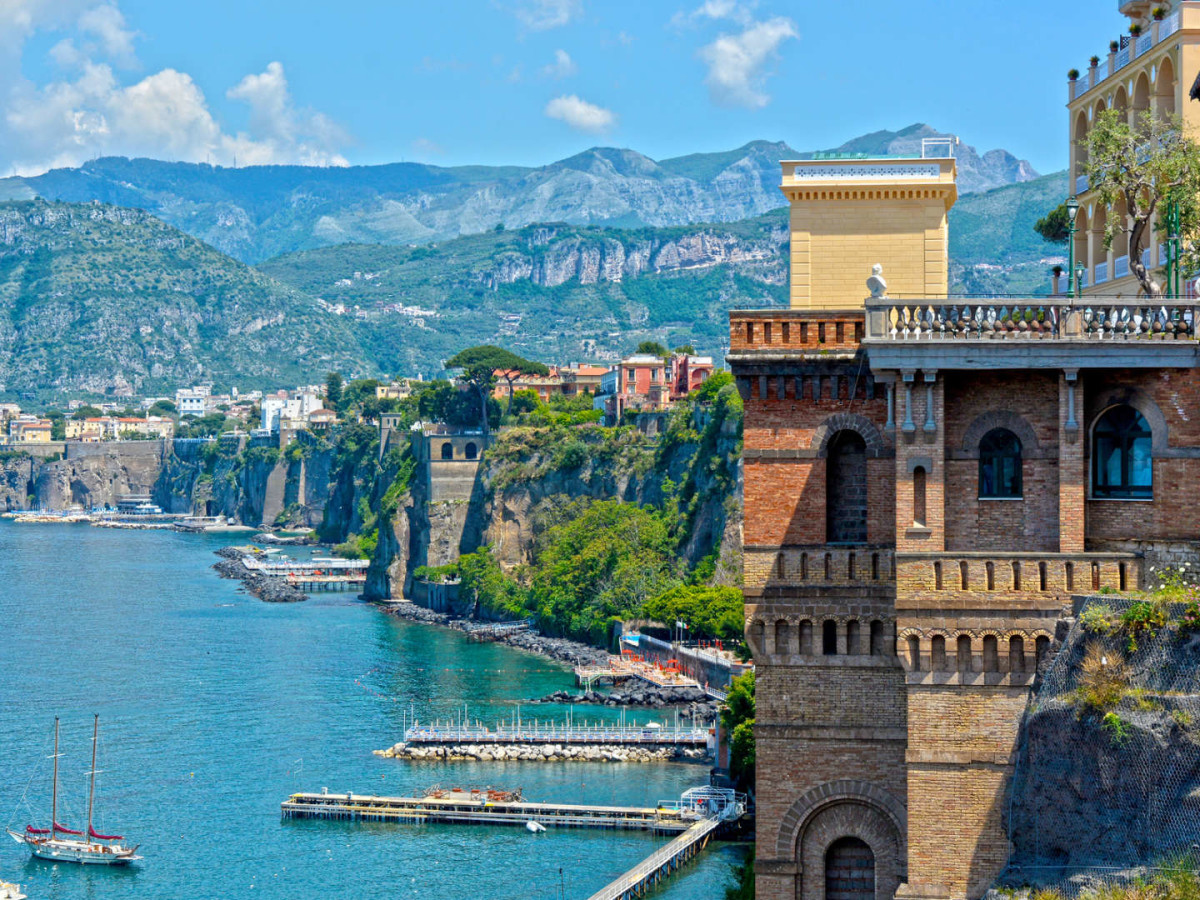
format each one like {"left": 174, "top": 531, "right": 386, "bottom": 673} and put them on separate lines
{"left": 7, "top": 830, "right": 140, "bottom": 865}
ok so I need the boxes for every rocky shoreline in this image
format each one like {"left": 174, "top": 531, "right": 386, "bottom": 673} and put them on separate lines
{"left": 533, "top": 687, "right": 720, "bottom": 722}
{"left": 375, "top": 599, "right": 608, "bottom": 667}
{"left": 212, "top": 547, "right": 307, "bottom": 603}
{"left": 374, "top": 741, "right": 707, "bottom": 763}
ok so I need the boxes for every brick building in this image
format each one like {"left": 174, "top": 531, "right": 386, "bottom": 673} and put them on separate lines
{"left": 729, "top": 150, "right": 1198, "bottom": 899}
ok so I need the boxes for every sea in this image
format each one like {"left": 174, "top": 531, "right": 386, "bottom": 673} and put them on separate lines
{"left": 0, "top": 523, "right": 744, "bottom": 899}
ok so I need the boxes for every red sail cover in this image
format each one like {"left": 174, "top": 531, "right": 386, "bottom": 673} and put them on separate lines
{"left": 54, "top": 822, "right": 83, "bottom": 835}
{"left": 25, "top": 825, "right": 50, "bottom": 835}
{"left": 89, "top": 826, "right": 124, "bottom": 840}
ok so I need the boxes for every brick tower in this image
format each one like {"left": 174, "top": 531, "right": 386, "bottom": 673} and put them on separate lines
{"left": 732, "top": 137, "right": 1200, "bottom": 899}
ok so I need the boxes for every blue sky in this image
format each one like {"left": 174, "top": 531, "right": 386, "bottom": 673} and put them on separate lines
{"left": 1, "top": 0, "right": 1129, "bottom": 177}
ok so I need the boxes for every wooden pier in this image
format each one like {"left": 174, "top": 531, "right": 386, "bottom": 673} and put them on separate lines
{"left": 586, "top": 815, "right": 721, "bottom": 900}
{"left": 281, "top": 791, "right": 696, "bottom": 833}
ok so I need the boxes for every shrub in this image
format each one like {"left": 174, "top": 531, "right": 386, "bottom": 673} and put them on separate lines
{"left": 1074, "top": 642, "right": 1128, "bottom": 713}
{"left": 1102, "top": 712, "right": 1131, "bottom": 746}
{"left": 1080, "top": 603, "right": 1115, "bottom": 634}
{"left": 1120, "top": 600, "right": 1167, "bottom": 653}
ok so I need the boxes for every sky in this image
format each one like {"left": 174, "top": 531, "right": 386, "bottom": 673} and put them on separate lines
{"left": 0, "top": 0, "right": 1131, "bottom": 178}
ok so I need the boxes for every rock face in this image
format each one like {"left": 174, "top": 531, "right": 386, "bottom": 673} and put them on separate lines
{"left": 2, "top": 128, "right": 1037, "bottom": 263}
{"left": 34, "top": 443, "right": 165, "bottom": 510}
{"left": 0, "top": 456, "right": 36, "bottom": 511}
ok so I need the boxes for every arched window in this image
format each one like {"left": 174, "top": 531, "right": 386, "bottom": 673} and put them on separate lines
{"left": 464, "top": 442, "right": 478, "bottom": 460}
{"left": 823, "top": 620, "right": 838, "bottom": 655}
{"left": 1093, "top": 406, "right": 1152, "bottom": 498}
{"left": 979, "top": 428, "right": 1022, "bottom": 498}
{"left": 826, "top": 430, "right": 868, "bottom": 543}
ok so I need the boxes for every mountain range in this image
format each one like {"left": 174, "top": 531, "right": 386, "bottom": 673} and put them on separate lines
{"left": 0, "top": 124, "right": 1041, "bottom": 265}
{"left": 0, "top": 125, "right": 1065, "bottom": 397}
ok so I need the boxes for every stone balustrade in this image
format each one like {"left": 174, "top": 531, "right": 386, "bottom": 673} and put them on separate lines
{"left": 864, "top": 300, "right": 1198, "bottom": 342}
{"left": 895, "top": 551, "right": 1141, "bottom": 605}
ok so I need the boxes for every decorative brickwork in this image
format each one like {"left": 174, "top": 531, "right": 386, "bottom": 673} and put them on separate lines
{"left": 731, "top": 156, "right": 1200, "bottom": 900}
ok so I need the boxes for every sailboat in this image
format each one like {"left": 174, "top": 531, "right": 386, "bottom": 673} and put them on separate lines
{"left": 6, "top": 716, "right": 141, "bottom": 865}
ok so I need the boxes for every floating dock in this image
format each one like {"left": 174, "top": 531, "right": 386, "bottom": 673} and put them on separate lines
{"left": 281, "top": 790, "right": 697, "bottom": 833}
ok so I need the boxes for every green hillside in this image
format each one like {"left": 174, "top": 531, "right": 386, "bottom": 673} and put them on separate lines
{"left": 0, "top": 200, "right": 365, "bottom": 398}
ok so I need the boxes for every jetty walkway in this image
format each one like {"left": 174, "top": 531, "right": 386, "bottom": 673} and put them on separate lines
{"left": 586, "top": 815, "right": 721, "bottom": 900}
{"left": 282, "top": 785, "right": 745, "bottom": 897}
{"left": 402, "top": 720, "right": 709, "bottom": 747}
{"left": 281, "top": 790, "right": 695, "bottom": 833}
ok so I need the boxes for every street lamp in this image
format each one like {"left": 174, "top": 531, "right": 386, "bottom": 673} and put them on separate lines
{"left": 1066, "top": 195, "right": 1080, "bottom": 298}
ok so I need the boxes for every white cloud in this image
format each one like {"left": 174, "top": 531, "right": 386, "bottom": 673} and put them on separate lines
{"left": 671, "top": 0, "right": 751, "bottom": 29}
{"left": 698, "top": 16, "right": 796, "bottom": 109}
{"left": 514, "top": 0, "right": 582, "bottom": 30}
{"left": 0, "top": 2, "right": 351, "bottom": 175}
{"left": 540, "top": 49, "right": 576, "bottom": 79}
{"left": 77, "top": 4, "right": 136, "bottom": 64}
{"left": 544, "top": 94, "right": 615, "bottom": 134}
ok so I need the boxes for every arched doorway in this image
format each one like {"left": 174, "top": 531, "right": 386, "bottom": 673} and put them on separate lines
{"left": 826, "top": 430, "right": 868, "bottom": 543}
{"left": 464, "top": 442, "right": 478, "bottom": 460}
{"left": 440, "top": 442, "right": 454, "bottom": 460}
{"left": 826, "top": 836, "right": 875, "bottom": 900}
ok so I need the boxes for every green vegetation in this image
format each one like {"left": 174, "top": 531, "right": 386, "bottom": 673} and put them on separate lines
{"left": 724, "top": 855, "right": 754, "bottom": 900}
{"left": 1033, "top": 201, "right": 1070, "bottom": 245}
{"left": 325, "top": 372, "right": 344, "bottom": 411}
{"left": 1016, "top": 857, "right": 1200, "bottom": 899}
{"left": 0, "top": 199, "right": 363, "bottom": 398}
{"left": 1083, "top": 110, "right": 1200, "bottom": 296}
{"left": 721, "top": 671, "right": 755, "bottom": 790}
{"left": 1074, "top": 642, "right": 1129, "bottom": 714}
{"left": 642, "top": 585, "right": 744, "bottom": 642}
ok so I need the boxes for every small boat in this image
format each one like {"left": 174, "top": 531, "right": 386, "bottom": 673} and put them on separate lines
{"left": 6, "top": 716, "right": 141, "bottom": 866}
{"left": 525, "top": 820, "right": 546, "bottom": 833}
{"left": 0, "top": 881, "right": 26, "bottom": 900}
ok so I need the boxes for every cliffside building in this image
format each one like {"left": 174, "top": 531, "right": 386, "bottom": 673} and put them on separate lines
{"left": 730, "top": 141, "right": 1200, "bottom": 899}
{"left": 1068, "top": 0, "right": 1197, "bottom": 295}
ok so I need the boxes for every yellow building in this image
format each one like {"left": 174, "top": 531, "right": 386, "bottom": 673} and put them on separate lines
{"left": 779, "top": 152, "right": 957, "bottom": 309}
{"left": 10, "top": 419, "right": 53, "bottom": 443}
{"left": 1067, "top": 0, "right": 1198, "bottom": 296}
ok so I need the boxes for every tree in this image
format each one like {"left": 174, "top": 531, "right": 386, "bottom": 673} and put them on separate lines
{"left": 325, "top": 372, "right": 344, "bottom": 412}
{"left": 71, "top": 405, "right": 103, "bottom": 420}
{"left": 1033, "top": 201, "right": 1070, "bottom": 245}
{"left": 445, "top": 345, "right": 547, "bottom": 436}
{"left": 1083, "top": 109, "right": 1200, "bottom": 297}
{"left": 636, "top": 340, "right": 669, "bottom": 358}
{"left": 673, "top": 344, "right": 696, "bottom": 355}
{"left": 721, "top": 671, "right": 755, "bottom": 789}
{"left": 147, "top": 400, "right": 176, "bottom": 417}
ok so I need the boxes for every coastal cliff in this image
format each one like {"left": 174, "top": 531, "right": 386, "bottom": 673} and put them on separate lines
{"left": 363, "top": 383, "right": 744, "bottom": 609}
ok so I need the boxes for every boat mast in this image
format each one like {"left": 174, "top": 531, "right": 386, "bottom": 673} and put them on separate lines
{"left": 50, "top": 717, "right": 59, "bottom": 839}
{"left": 86, "top": 715, "right": 98, "bottom": 844}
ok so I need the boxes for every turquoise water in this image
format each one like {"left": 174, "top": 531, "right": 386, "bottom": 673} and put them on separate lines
{"left": 0, "top": 524, "right": 743, "bottom": 899}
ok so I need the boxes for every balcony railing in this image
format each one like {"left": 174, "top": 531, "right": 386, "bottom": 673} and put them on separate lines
{"left": 1072, "top": 10, "right": 1182, "bottom": 101}
{"left": 1114, "top": 255, "right": 1130, "bottom": 279}
{"left": 1143, "top": 247, "right": 1152, "bottom": 269}
{"left": 1096, "top": 261, "right": 1109, "bottom": 284}
{"left": 863, "top": 299, "right": 1197, "bottom": 341}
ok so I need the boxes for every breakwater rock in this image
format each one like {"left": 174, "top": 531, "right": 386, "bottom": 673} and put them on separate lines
{"left": 374, "top": 742, "right": 707, "bottom": 763}
{"left": 534, "top": 687, "right": 720, "bottom": 722}
{"left": 212, "top": 547, "right": 307, "bottom": 603}
{"left": 376, "top": 601, "right": 607, "bottom": 667}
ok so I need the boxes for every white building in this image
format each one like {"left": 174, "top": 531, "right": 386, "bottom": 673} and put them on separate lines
{"left": 176, "top": 386, "right": 211, "bottom": 416}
